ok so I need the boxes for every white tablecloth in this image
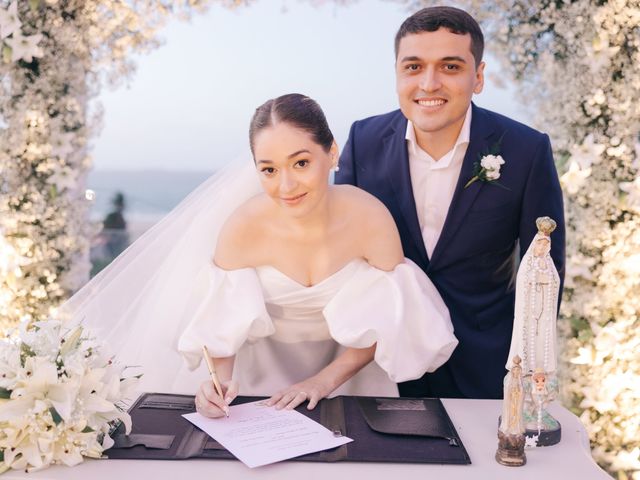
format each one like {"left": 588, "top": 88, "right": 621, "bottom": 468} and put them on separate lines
{"left": 3, "top": 399, "right": 609, "bottom": 480}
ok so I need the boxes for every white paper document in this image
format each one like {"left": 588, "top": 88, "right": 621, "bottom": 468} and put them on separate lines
{"left": 183, "top": 400, "right": 353, "bottom": 468}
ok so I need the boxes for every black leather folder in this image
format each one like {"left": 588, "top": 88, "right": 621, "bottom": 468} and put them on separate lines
{"left": 106, "top": 392, "right": 471, "bottom": 465}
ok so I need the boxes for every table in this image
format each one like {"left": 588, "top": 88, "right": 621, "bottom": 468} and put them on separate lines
{"left": 3, "top": 399, "right": 609, "bottom": 480}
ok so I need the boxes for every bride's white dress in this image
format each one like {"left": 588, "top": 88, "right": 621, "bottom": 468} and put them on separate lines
{"left": 178, "top": 259, "right": 457, "bottom": 397}
{"left": 64, "top": 158, "right": 457, "bottom": 397}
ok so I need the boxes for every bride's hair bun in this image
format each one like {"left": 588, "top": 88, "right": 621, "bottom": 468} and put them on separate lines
{"left": 249, "top": 93, "right": 334, "bottom": 155}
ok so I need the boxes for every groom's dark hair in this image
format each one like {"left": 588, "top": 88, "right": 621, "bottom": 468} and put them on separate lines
{"left": 395, "top": 6, "right": 484, "bottom": 68}
{"left": 249, "top": 94, "right": 334, "bottom": 156}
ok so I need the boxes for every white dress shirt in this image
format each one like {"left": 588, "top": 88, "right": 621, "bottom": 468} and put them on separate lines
{"left": 406, "top": 106, "right": 472, "bottom": 258}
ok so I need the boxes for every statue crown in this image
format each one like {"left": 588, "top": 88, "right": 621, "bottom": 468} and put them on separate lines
{"left": 536, "top": 216, "right": 557, "bottom": 236}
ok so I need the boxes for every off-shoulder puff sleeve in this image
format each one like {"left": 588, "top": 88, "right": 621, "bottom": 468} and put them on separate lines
{"left": 177, "top": 265, "right": 275, "bottom": 370}
{"left": 323, "top": 259, "right": 458, "bottom": 382}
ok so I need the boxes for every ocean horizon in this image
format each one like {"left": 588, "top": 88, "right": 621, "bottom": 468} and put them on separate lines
{"left": 87, "top": 168, "right": 214, "bottom": 219}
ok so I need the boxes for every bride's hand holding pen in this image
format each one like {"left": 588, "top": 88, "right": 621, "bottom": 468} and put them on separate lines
{"left": 196, "top": 346, "right": 238, "bottom": 418}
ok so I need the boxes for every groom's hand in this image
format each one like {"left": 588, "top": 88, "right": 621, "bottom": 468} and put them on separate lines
{"left": 195, "top": 379, "right": 238, "bottom": 418}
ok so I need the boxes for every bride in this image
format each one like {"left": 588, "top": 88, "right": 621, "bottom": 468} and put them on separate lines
{"left": 63, "top": 94, "right": 457, "bottom": 418}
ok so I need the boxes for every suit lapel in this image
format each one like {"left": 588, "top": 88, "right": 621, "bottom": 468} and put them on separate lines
{"left": 428, "top": 105, "right": 497, "bottom": 270}
{"left": 383, "top": 116, "right": 429, "bottom": 267}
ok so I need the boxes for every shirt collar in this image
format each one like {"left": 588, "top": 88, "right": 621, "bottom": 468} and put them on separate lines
{"left": 405, "top": 105, "right": 472, "bottom": 166}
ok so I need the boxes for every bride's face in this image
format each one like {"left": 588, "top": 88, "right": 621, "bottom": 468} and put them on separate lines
{"left": 253, "top": 122, "right": 337, "bottom": 217}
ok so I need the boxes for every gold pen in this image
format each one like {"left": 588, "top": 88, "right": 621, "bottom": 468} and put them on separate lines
{"left": 202, "top": 345, "right": 229, "bottom": 417}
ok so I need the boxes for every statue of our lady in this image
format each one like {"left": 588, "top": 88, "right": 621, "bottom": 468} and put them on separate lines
{"left": 506, "top": 217, "right": 561, "bottom": 446}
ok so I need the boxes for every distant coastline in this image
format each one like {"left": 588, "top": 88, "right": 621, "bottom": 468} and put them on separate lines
{"left": 87, "top": 169, "right": 214, "bottom": 239}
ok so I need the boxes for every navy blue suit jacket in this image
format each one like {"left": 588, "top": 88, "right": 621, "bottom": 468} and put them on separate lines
{"left": 336, "top": 104, "right": 565, "bottom": 399}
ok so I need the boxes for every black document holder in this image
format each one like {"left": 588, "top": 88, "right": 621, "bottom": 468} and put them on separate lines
{"left": 106, "top": 392, "right": 471, "bottom": 465}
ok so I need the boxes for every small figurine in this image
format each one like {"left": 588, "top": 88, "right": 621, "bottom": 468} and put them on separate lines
{"left": 523, "top": 368, "right": 560, "bottom": 437}
{"left": 505, "top": 216, "right": 561, "bottom": 446}
{"left": 496, "top": 356, "right": 526, "bottom": 466}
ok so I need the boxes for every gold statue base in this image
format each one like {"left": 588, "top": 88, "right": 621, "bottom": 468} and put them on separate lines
{"left": 495, "top": 430, "right": 526, "bottom": 466}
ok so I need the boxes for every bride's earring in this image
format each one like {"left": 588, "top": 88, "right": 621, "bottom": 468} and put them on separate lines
{"left": 333, "top": 163, "right": 340, "bottom": 172}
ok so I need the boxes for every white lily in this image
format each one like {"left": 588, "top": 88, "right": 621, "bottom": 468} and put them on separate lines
{"left": 59, "top": 326, "right": 83, "bottom": 357}
{"left": 0, "top": 2, "right": 20, "bottom": 40}
{"left": 4, "top": 31, "right": 44, "bottom": 63}
{"left": 619, "top": 176, "right": 640, "bottom": 213}
{"left": 560, "top": 160, "right": 591, "bottom": 195}
{"left": 19, "top": 320, "right": 62, "bottom": 359}
{"left": 0, "top": 340, "right": 21, "bottom": 389}
{"left": 47, "top": 377, "right": 79, "bottom": 423}
{"left": 0, "top": 396, "right": 33, "bottom": 421}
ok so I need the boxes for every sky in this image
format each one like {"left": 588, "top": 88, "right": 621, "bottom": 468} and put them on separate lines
{"left": 91, "top": 0, "right": 528, "bottom": 172}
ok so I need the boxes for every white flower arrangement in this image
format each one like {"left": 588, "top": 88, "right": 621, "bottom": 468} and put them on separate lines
{"left": 0, "top": 320, "right": 138, "bottom": 473}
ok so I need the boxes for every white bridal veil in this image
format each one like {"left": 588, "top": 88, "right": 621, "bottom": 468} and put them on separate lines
{"left": 61, "top": 155, "right": 262, "bottom": 393}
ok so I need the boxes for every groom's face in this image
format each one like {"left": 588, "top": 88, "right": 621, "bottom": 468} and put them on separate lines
{"left": 395, "top": 28, "right": 484, "bottom": 142}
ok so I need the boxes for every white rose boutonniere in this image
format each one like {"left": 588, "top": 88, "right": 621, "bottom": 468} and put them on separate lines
{"left": 465, "top": 133, "right": 509, "bottom": 189}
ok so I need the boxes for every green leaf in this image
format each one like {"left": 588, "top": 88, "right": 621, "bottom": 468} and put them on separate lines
{"left": 49, "top": 184, "right": 58, "bottom": 199}
{"left": 20, "top": 343, "right": 35, "bottom": 367}
{"left": 578, "top": 329, "right": 594, "bottom": 342}
{"left": 0, "top": 388, "right": 10, "bottom": 399}
{"left": 2, "top": 45, "right": 11, "bottom": 64}
{"left": 82, "top": 426, "right": 94, "bottom": 433}
{"left": 5, "top": 232, "right": 28, "bottom": 239}
{"left": 464, "top": 176, "right": 479, "bottom": 189}
{"left": 49, "top": 407, "right": 63, "bottom": 425}
{"left": 28, "top": 0, "right": 40, "bottom": 10}
{"left": 0, "top": 449, "right": 4, "bottom": 461}
{"left": 570, "top": 316, "right": 590, "bottom": 335}
{"left": 20, "top": 343, "right": 35, "bottom": 356}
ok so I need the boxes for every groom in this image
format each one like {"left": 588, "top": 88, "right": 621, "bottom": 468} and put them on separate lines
{"left": 336, "top": 6, "right": 565, "bottom": 399}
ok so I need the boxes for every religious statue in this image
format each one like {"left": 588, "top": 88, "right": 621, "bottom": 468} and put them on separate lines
{"left": 505, "top": 216, "right": 561, "bottom": 447}
{"left": 496, "top": 355, "right": 526, "bottom": 466}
